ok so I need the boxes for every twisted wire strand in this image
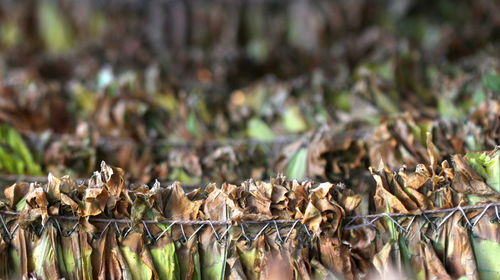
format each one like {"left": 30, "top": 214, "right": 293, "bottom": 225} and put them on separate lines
{"left": 0, "top": 202, "right": 499, "bottom": 242}
{"left": 95, "top": 135, "right": 300, "bottom": 148}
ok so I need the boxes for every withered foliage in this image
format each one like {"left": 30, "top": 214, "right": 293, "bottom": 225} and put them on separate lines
{"left": 0, "top": 1, "right": 500, "bottom": 279}
{"left": 2, "top": 0, "right": 500, "bottom": 184}
{"left": 0, "top": 144, "right": 498, "bottom": 279}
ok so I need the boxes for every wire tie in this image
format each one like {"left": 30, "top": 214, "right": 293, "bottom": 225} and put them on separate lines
{"left": 284, "top": 220, "right": 300, "bottom": 243}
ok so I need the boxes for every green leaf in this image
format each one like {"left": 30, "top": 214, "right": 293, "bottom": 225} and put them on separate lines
{"left": 238, "top": 246, "right": 259, "bottom": 280}
{"left": 248, "top": 87, "right": 267, "bottom": 112}
{"left": 38, "top": 0, "right": 72, "bottom": 52}
{"left": 408, "top": 122, "right": 432, "bottom": 146}
{"left": 0, "top": 124, "right": 42, "bottom": 175}
{"left": 332, "top": 91, "right": 351, "bottom": 112}
{"left": 73, "top": 84, "right": 96, "bottom": 113}
{"left": 186, "top": 111, "right": 199, "bottom": 138}
{"left": 197, "top": 99, "right": 212, "bottom": 123}
{"left": 120, "top": 246, "right": 153, "bottom": 280}
{"left": 373, "top": 86, "right": 399, "bottom": 114}
{"left": 130, "top": 196, "right": 149, "bottom": 221}
{"left": 376, "top": 60, "right": 394, "bottom": 80}
{"left": 465, "top": 134, "right": 482, "bottom": 152}
{"left": 466, "top": 150, "right": 500, "bottom": 192}
{"left": 33, "top": 229, "right": 59, "bottom": 278}
{"left": 286, "top": 148, "right": 308, "bottom": 179}
{"left": 89, "top": 12, "right": 106, "bottom": 38}
{"left": 193, "top": 251, "right": 202, "bottom": 280}
{"left": 397, "top": 234, "right": 415, "bottom": 279}
{"left": 472, "top": 89, "right": 486, "bottom": 105}
{"left": 5, "top": 125, "right": 42, "bottom": 175}
{"left": 482, "top": 69, "right": 500, "bottom": 93}
{"left": 246, "top": 39, "right": 269, "bottom": 62}
{"left": 0, "top": 147, "right": 21, "bottom": 174}
{"left": 57, "top": 243, "right": 75, "bottom": 277}
{"left": 467, "top": 150, "right": 500, "bottom": 279}
{"left": 384, "top": 200, "right": 397, "bottom": 240}
{"left": 15, "top": 196, "right": 27, "bottom": 212}
{"left": 169, "top": 167, "right": 199, "bottom": 184}
{"left": 0, "top": 19, "right": 21, "bottom": 47}
{"left": 246, "top": 118, "right": 274, "bottom": 141}
{"left": 9, "top": 248, "right": 20, "bottom": 278}
{"left": 470, "top": 239, "right": 500, "bottom": 280}
{"left": 151, "top": 244, "right": 179, "bottom": 280}
{"left": 156, "top": 93, "right": 178, "bottom": 112}
{"left": 282, "top": 106, "right": 307, "bottom": 133}
{"left": 82, "top": 240, "right": 93, "bottom": 279}
{"left": 438, "top": 97, "right": 465, "bottom": 118}
{"left": 146, "top": 210, "right": 181, "bottom": 280}
{"left": 200, "top": 241, "right": 225, "bottom": 280}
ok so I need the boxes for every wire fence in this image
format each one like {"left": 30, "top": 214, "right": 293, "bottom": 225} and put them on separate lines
{"left": 1, "top": 202, "right": 499, "bottom": 244}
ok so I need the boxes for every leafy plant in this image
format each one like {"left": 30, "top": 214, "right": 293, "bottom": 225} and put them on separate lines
{"left": 482, "top": 69, "right": 500, "bottom": 93}
{"left": 0, "top": 124, "right": 42, "bottom": 175}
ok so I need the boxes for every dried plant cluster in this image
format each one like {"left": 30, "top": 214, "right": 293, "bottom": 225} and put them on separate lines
{"left": 1, "top": 1, "right": 500, "bottom": 279}
{"left": 1, "top": 1, "right": 500, "bottom": 186}
{"left": 0, "top": 143, "right": 498, "bottom": 279}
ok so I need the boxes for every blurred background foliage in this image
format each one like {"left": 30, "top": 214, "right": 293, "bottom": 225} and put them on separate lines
{"left": 1, "top": 0, "right": 500, "bottom": 85}
{"left": 0, "top": 0, "right": 499, "bottom": 185}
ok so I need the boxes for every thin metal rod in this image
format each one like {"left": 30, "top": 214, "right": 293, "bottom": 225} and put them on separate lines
{"left": 0, "top": 210, "right": 300, "bottom": 225}
{"left": 96, "top": 135, "right": 299, "bottom": 148}
{"left": 1, "top": 202, "right": 499, "bottom": 227}
{"left": 347, "top": 202, "right": 500, "bottom": 220}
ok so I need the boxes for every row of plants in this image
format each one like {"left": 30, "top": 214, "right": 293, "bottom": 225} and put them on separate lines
{"left": 0, "top": 144, "right": 498, "bottom": 279}
{"left": 1, "top": 54, "right": 499, "bottom": 185}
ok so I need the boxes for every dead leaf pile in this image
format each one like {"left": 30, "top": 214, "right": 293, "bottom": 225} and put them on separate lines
{"left": 0, "top": 144, "right": 498, "bottom": 279}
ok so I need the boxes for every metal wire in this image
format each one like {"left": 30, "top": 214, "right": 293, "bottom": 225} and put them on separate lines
{"left": 0, "top": 202, "right": 499, "bottom": 242}
{"left": 96, "top": 135, "right": 299, "bottom": 149}
{"left": 343, "top": 202, "right": 500, "bottom": 231}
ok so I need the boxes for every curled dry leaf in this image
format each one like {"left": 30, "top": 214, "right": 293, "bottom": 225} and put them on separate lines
{"left": 4, "top": 182, "right": 29, "bottom": 208}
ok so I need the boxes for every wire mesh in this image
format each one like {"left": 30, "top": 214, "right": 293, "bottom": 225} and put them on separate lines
{"left": 1, "top": 202, "right": 499, "bottom": 243}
